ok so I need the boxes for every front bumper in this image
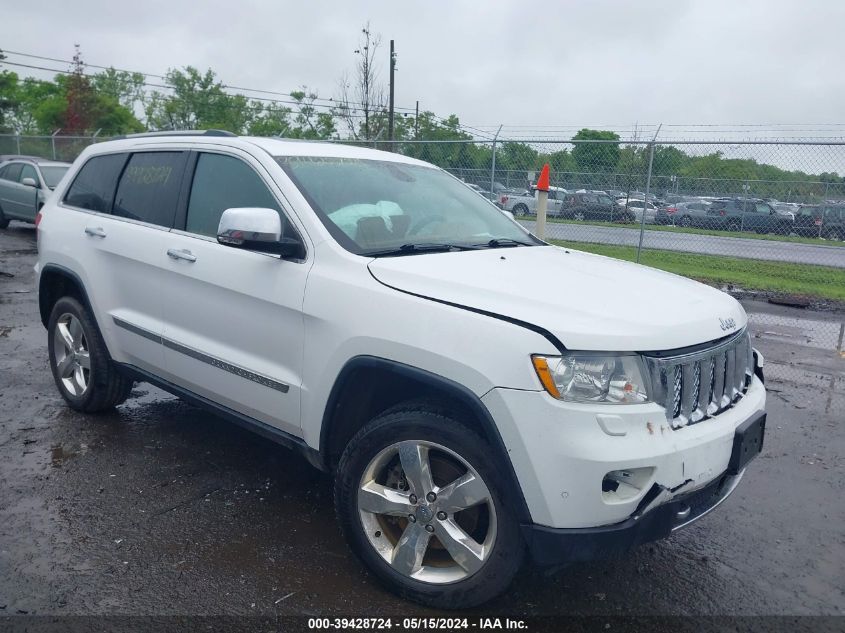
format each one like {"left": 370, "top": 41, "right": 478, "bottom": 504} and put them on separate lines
{"left": 521, "top": 467, "right": 745, "bottom": 565}
{"left": 482, "top": 372, "right": 766, "bottom": 530}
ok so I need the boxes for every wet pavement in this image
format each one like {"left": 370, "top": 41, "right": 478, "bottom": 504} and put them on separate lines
{"left": 1, "top": 221, "right": 843, "bottom": 618}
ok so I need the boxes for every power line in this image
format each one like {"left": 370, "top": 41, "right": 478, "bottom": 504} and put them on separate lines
{"left": 1, "top": 49, "right": 420, "bottom": 114}
{"left": 1, "top": 55, "right": 488, "bottom": 139}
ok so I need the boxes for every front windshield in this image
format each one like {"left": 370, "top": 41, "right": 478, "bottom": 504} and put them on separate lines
{"left": 276, "top": 156, "right": 537, "bottom": 255}
{"left": 40, "top": 165, "right": 69, "bottom": 189}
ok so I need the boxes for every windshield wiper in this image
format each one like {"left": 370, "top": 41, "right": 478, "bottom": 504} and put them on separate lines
{"left": 482, "top": 238, "right": 535, "bottom": 248}
{"left": 365, "top": 242, "right": 480, "bottom": 258}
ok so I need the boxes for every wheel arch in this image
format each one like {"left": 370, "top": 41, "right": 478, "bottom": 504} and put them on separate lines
{"left": 320, "top": 355, "right": 532, "bottom": 523}
{"left": 39, "top": 264, "right": 97, "bottom": 330}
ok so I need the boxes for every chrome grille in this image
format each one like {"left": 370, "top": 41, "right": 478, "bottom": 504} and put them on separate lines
{"left": 644, "top": 329, "right": 755, "bottom": 429}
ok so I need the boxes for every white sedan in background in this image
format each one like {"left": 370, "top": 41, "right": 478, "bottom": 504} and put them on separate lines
{"left": 617, "top": 198, "right": 659, "bottom": 224}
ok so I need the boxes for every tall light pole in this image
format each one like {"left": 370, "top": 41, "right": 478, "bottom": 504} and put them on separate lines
{"left": 388, "top": 40, "right": 396, "bottom": 141}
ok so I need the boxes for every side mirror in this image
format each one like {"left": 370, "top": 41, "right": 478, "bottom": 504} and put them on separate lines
{"left": 21, "top": 177, "right": 38, "bottom": 188}
{"left": 217, "top": 207, "right": 304, "bottom": 258}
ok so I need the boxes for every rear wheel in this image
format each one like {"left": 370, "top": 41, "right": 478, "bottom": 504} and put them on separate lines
{"left": 679, "top": 215, "right": 692, "bottom": 228}
{"left": 573, "top": 210, "right": 586, "bottom": 221}
{"left": 727, "top": 219, "right": 741, "bottom": 232}
{"left": 47, "top": 297, "right": 133, "bottom": 412}
{"left": 512, "top": 203, "right": 529, "bottom": 217}
{"left": 0, "top": 204, "right": 9, "bottom": 229}
{"left": 826, "top": 228, "right": 843, "bottom": 242}
{"left": 334, "top": 404, "right": 523, "bottom": 609}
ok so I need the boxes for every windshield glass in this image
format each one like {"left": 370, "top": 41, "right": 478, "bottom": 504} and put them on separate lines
{"left": 40, "top": 165, "right": 69, "bottom": 188}
{"left": 276, "top": 157, "right": 536, "bottom": 255}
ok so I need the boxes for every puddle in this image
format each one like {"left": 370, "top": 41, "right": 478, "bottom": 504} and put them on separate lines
{"left": 50, "top": 442, "right": 88, "bottom": 467}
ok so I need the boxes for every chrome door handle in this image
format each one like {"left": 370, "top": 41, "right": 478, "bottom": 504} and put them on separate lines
{"left": 167, "top": 248, "right": 197, "bottom": 263}
{"left": 84, "top": 226, "right": 106, "bottom": 238}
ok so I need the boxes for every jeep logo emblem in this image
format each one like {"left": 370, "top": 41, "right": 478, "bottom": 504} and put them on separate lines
{"left": 719, "top": 317, "right": 737, "bottom": 331}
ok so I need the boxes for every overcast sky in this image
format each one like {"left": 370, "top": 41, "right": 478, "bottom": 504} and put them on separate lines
{"left": 2, "top": 0, "right": 844, "bottom": 141}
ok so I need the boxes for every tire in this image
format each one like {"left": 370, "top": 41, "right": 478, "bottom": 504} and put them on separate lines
{"left": 512, "top": 203, "right": 528, "bottom": 217}
{"left": 827, "top": 228, "right": 843, "bottom": 242}
{"left": 47, "top": 297, "right": 133, "bottom": 413}
{"left": 0, "top": 204, "right": 9, "bottom": 230}
{"left": 727, "top": 220, "right": 741, "bottom": 232}
{"left": 679, "top": 215, "right": 692, "bottom": 228}
{"left": 573, "top": 210, "right": 586, "bottom": 221}
{"left": 334, "top": 402, "right": 524, "bottom": 609}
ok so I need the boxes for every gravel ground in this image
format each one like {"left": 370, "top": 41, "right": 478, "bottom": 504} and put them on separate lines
{"left": 0, "top": 222, "right": 843, "bottom": 625}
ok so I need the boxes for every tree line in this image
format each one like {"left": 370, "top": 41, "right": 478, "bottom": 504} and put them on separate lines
{"left": 1, "top": 42, "right": 842, "bottom": 201}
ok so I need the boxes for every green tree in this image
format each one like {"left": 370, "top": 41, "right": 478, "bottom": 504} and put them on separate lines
{"left": 91, "top": 67, "right": 145, "bottom": 111}
{"left": 145, "top": 66, "right": 253, "bottom": 132}
{"left": 0, "top": 50, "right": 19, "bottom": 132}
{"left": 571, "top": 129, "right": 621, "bottom": 172}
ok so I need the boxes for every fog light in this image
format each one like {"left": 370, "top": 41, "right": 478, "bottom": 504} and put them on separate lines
{"left": 601, "top": 467, "right": 655, "bottom": 504}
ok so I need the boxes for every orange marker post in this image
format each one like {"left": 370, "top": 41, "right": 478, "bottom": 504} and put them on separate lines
{"left": 535, "top": 163, "right": 550, "bottom": 240}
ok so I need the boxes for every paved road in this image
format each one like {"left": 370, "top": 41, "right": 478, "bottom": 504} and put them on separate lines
{"left": 1, "top": 226, "right": 843, "bottom": 625}
{"left": 519, "top": 220, "right": 845, "bottom": 268}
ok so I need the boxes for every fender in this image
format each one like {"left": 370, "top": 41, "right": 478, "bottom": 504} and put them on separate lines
{"left": 320, "top": 355, "right": 533, "bottom": 523}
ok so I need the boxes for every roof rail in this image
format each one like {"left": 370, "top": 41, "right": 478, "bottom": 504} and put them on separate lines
{"left": 112, "top": 129, "right": 238, "bottom": 141}
{"left": 0, "top": 154, "right": 42, "bottom": 164}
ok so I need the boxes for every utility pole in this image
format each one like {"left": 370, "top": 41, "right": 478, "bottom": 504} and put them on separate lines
{"left": 388, "top": 40, "right": 396, "bottom": 141}
{"left": 414, "top": 100, "right": 419, "bottom": 139}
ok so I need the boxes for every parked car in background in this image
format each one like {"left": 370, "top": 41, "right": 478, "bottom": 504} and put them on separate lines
{"left": 707, "top": 198, "right": 793, "bottom": 235}
{"left": 819, "top": 205, "right": 845, "bottom": 241}
{"left": 0, "top": 157, "right": 71, "bottom": 227}
{"left": 656, "top": 200, "right": 712, "bottom": 226}
{"left": 466, "top": 183, "right": 499, "bottom": 203}
{"left": 619, "top": 198, "right": 659, "bottom": 224}
{"left": 561, "top": 192, "right": 628, "bottom": 221}
{"left": 499, "top": 186, "right": 567, "bottom": 216}
{"left": 793, "top": 205, "right": 823, "bottom": 237}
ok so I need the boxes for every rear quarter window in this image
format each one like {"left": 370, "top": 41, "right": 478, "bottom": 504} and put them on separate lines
{"left": 64, "top": 153, "right": 129, "bottom": 213}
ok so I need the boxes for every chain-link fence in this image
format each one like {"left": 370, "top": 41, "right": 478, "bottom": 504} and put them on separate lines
{"left": 1, "top": 133, "right": 843, "bottom": 412}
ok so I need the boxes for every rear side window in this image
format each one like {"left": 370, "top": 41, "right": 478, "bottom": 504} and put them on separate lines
{"left": 185, "top": 153, "right": 280, "bottom": 238}
{"left": 2, "top": 163, "right": 23, "bottom": 182}
{"left": 113, "top": 152, "right": 187, "bottom": 227}
{"left": 64, "top": 153, "right": 128, "bottom": 213}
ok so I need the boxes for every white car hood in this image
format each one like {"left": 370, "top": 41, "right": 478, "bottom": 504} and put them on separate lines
{"left": 368, "top": 245, "right": 747, "bottom": 351}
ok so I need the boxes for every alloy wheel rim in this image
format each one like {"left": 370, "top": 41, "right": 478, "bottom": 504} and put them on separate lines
{"left": 358, "top": 440, "right": 497, "bottom": 584}
{"left": 53, "top": 314, "right": 90, "bottom": 396}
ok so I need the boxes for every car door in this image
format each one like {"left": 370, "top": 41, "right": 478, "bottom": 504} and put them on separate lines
{"left": 159, "top": 150, "right": 309, "bottom": 436}
{"left": 0, "top": 163, "right": 25, "bottom": 219}
{"left": 12, "top": 163, "right": 41, "bottom": 221}
{"left": 61, "top": 150, "right": 187, "bottom": 372}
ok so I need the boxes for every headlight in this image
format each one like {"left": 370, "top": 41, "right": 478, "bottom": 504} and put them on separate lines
{"left": 532, "top": 354, "right": 651, "bottom": 404}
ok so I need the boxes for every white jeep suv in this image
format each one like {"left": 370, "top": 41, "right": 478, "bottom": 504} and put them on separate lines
{"left": 35, "top": 131, "right": 766, "bottom": 608}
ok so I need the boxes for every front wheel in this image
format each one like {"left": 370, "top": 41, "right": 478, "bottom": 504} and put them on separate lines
{"left": 0, "top": 204, "right": 9, "bottom": 229}
{"left": 512, "top": 203, "right": 529, "bottom": 217}
{"left": 573, "top": 210, "right": 586, "bottom": 221}
{"left": 334, "top": 404, "right": 524, "bottom": 609}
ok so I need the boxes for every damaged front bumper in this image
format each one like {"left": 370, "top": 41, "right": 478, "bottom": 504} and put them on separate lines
{"left": 521, "top": 467, "right": 745, "bottom": 565}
